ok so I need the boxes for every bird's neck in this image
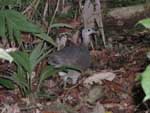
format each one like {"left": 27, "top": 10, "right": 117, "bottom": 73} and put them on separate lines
{"left": 82, "top": 35, "right": 90, "bottom": 47}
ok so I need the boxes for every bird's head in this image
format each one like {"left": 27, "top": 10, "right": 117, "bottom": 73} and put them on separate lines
{"left": 81, "top": 28, "right": 96, "bottom": 46}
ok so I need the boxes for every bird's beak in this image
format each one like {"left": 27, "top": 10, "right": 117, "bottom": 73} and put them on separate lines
{"left": 91, "top": 29, "right": 97, "bottom": 35}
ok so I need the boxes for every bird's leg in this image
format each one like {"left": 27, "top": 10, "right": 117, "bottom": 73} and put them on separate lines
{"left": 58, "top": 70, "right": 81, "bottom": 88}
{"left": 67, "top": 70, "right": 81, "bottom": 84}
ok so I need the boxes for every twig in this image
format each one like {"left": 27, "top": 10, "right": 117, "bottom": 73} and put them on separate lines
{"left": 42, "top": 0, "right": 49, "bottom": 22}
{"left": 96, "top": 0, "right": 106, "bottom": 47}
{"left": 32, "top": 0, "right": 41, "bottom": 19}
{"left": 50, "top": 0, "right": 60, "bottom": 25}
{"left": 22, "top": 0, "right": 41, "bottom": 19}
{"left": 47, "top": 0, "right": 60, "bottom": 34}
{"left": 62, "top": 0, "right": 65, "bottom": 9}
{"left": 22, "top": 0, "right": 37, "bottom": 14}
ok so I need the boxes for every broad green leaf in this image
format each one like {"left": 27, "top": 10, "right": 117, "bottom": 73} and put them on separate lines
{"left": 0, "top": 48, "right": 13, "bottom": 63}
{"left": 0, "top": 10, "right": 43, "bottom": 43}
{"left": 0, "top": 10, "right": 56, "bottom": 45}
{"left": 140, "top": 65, "right": 150, "bottom": 101}
{"left": 12, "top": 67, "right": 30, "bottom": 96}
{"left": 13, "top": 29, "right": 21, "bottom": 44}
{"left": 0, "top": 12, "right": 6, "bottom": 37}
{"left": 34, "top": 33, "right": 56, "bottom": 46}
{"left": 37, "top": 66, "right": 58, "bottom": 90}
{"left": 39, "top": 66, "right": 57, "bottom": 82}
{"left": 50, "top": 23, "right": 73, "bottom": 29}
{"left": 5, "top": 10, "right": 42, "bottom": 33}
{"left": 6, "top": 16, "right": 14, "bottom": 40}
{"left": 12, "top": 73, "right": 30, "bottom": 96}
{"left": 136, "top": 18, "right": 150, "bottom": 29}
{"left": 0, "top": 0, "right": 21, "bottom": 6}
{"left": 12, "top": 73, "right": 29, "bottom": 90}
{"left": 10, "top": 51, "right": 32, "bottom": 73}
{"left": 13, "top": 66, "right": 27, "bottom": 83}
{"left": 29, "top": 42, "right": 44, "bottom": 70}
{"left": 37, "top": 66, "right": 73, "bottom": 90}
{"left": 30, "top": 42, "right": 53, "bottom": 70}
{"left": 0, "top": 77, "right": 15, "bottom": 89}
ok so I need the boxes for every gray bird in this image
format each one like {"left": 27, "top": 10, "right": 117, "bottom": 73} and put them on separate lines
{"left": 48, "top": 28, "right": 96, "bottom": 84}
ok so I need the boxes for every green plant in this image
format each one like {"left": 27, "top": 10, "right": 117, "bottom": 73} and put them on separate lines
{"left": 0, "top": 48, "right": 14, "bottom": 89}
{"left": 136, "top": 18, "right": 150, "bottom": 102}
{"left": 0, "top": 0, "right": 21, "bottom": 6}
{"left": 0, "top": 0, "right": 32, "bottom": 9}
{"left": 0, "top": 10, "right": 56, "bottom": 46}
{"left": 0, "top": 0, "right": 78, "bottom": 99}
{"left": 139, "top": 65, "right": 150, "bottom": 102}
{"left": 0, "top": 48, "right": 13, "bottom": 63}
{"left": 136, "top": 18, "right": 150, "bottom": 29}
{"left": 0, "top": 42, "right": 57, "bottom": 96}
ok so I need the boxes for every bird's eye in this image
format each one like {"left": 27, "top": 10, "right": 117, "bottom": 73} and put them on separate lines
{"left": 88, "top": 29, "right": 90, "bottom": 31}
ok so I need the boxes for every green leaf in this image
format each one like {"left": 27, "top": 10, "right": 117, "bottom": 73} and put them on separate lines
{"left": 6, "top": 16, "right": 14, "bottom": 40}
{"left": 136, "top": 18, "right": 150, "bottom": 29}
{"left": 14, "top": 29, "right": 21, "bottom": 44}
{"left": 39, "top": 66, "right": 57, "bottom": 82}
{"left": 30, "top": 42, "right": 45, "bottom": 70}
{"left": 30, "top": 42, "right": 52, "bottom": 71}
{"left": 12, "top": 67, "right": 30, "bottom": 96}
{"left": 5, "top": 10, "right": 42, "bottom": 33}
{"left": 13, "top": 66, "right": 27, "bottom": 83}
{"left": 0, "top": 12, "right": 6, "bottom": 37}
{"left": 50, "top": 23, "right": 73, "bottom": 29}
{"left": 0, "top": 77, "right": 15, "bottom": 89}
{"left": 12, "top": 72, "right": 29, "bottom": 90}
{"left": 34, "top": 33, "right": 56, "bottom": 46}
{"left": 10, "top": 51, "right": 32, "bottom": 73}
{"left": 140, "top": 65, "right": 150, "bottom": 102}
{"left": 37, "top": 66, "right": 73, "bottom": 91}
{"left": 37, "top": 66, "right": 58, "bottom": 90}
{"left": 0, "top": 10, "right": 43, "bottom": 43}
{"left": 0, "top": 0, "right": 21, "bottom": 6}
{"left": 0, "top": 10, "right": 56, "bottom": 46}
{"left": 0, "top": 48, "right": 13, "bottom": 63}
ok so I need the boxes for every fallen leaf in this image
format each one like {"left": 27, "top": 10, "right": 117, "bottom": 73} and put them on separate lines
{"left": 2, "top": 104, "right": 20, "bottom": 113}
{"left": 91, "top": 102, "right": 105, "bottom": 113}
{"left": 44, "top": 102, "right": 77, "bottom": 113}
{"left": 84, "top": 72, "right": 116, "bottom": 87}
{"left": 86, "top": 86, "right": 103, "bottom": 104}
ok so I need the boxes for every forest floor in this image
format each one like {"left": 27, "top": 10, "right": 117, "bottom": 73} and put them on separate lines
{"left": 0, "top": 18, "right": 150, "bottom": 113}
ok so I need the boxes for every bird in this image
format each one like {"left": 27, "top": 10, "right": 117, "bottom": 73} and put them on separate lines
{"left": 48, "top": 28, "right": 96, "bottom": 84}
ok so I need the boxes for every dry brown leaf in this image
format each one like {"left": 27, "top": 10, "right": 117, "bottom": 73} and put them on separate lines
{"left": 42, "top": 111, "right": 59, "bottom": 113}
{"left": 91, "top": 102, "right": 105, "bottom": 113}
{"left": 2, "top": 104, "right": 20, "bottom": 113}
{"left": 86, "top": 86, "right": 103, "bottom": 104}
{"left": 84, "top": 72, "right": 116, "bottom": 87}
